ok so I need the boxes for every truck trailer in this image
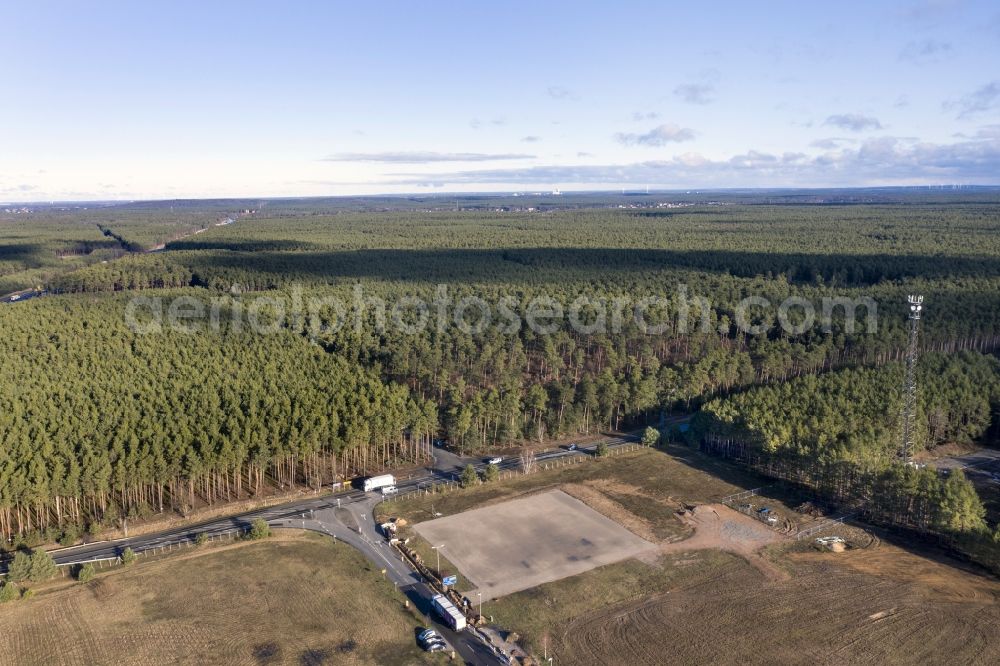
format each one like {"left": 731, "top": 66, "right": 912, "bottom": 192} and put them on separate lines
{"left": 431, "top": 594, "right": 467, "bottom": 631}
{"left": 362, "top": 474, "right": 396, "bottom": 492}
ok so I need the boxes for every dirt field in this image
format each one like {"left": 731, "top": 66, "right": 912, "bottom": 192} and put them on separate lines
{"left": 386, "top": 446, "right": 1000, "bottom": 663}
{"left": 395, "top": 446, "right": 1000, "bottom": 664}
{"left": 414, "top": 490, "right": 657, "bottom": 601}
{"left": 0, "top": 532, "right": 439, "bottom": 666}
{"left": 550, "top": 540, "right": 1000, "bottom": 665}
{"left": 482, "top": 499, "right": 1000, "bottom": 665}
{"left": 662, "top": 503, "right": 787, "bottom": 580}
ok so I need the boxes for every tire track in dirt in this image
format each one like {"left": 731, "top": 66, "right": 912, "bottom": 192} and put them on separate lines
{"left": 557, "top": 551, "right": 1000, "bottom": 666}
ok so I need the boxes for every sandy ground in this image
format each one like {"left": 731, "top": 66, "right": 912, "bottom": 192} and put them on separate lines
{"left": 414, "top": 489, "right": 657, "bottom": 601}
{"left": 662, "top": 503, "right": 787, "bottom": 580}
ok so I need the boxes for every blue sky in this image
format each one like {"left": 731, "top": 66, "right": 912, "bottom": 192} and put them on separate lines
{"left": 1, "top": 0, "right": 999, "bottom": 200}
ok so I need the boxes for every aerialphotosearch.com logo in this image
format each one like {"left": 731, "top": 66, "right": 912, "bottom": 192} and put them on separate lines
{"left": 124, "top": 284, "right": 878, "bottom": 339}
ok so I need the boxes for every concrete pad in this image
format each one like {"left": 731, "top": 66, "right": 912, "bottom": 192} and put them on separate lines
{"left": 414, "top": 489, "right": 656, "bottom": 600}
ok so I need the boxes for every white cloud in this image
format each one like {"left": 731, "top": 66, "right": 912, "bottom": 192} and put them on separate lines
{"left": 469, "top": 118, "right": 506, "bottom": 129}
{"left": 947, "top": 81, "right": 1000, "bottom": 118}
{"left": 384, "top": 134, "right": 1000, "bottom": 187}
{"left": 546, "top": 85, "right": 578, "bottom": 100}
{"left": 615, "top": 123, "right": 696, "bottom": 146}
{"left": 824, "top": 114, "right": 883, "bottom": 131}
{"left": 322, "top": 152, "right": 535, "bottom": 163}
{"left": 673, "top": 83, "right": 715, "bottom": 105}
{"left": 810, "top": 137, "right": 856, "bottom": 150}
{"left": 0, "top": 184, "right": 38, "bottom": 194}
{"left": 899, "top": 39, "right": 953, "bottom": 63}
{"left": 631, "top": 111, "right": 660, "bottom": 121}
{"left": 899, "top": 0, "right": 963, "bottom": 24}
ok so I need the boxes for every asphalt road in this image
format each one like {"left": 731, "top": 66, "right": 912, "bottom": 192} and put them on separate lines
{"left": 31, "top": 432, "right": 664, "bottom": 664}
{"left": 928, "top": 447, "right": 1000, "bottom": 478}
{"left": 0, "top": 289, "right": 45, "bottom": 304}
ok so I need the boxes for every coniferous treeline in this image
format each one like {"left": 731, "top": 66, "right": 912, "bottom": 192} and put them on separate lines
{"left": 695, "top": 352, "right": 1000, "bottom": 559}
{"left": 698, "top": 352, "right": 1000, "bottom": 462}
{"left": 0, "top": 297, "right": 436, "bottom": 541}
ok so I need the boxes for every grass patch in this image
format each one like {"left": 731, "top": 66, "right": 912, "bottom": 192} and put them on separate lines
{"left": 403, "top": 534, "right": 473, "bottom": 594}
{"left": 379, "top": 445, "right": 766, "bottom": 530}
{"left": 487, "top": 549, "right": 740, "bottom": 653}
{"left": 600, "top": 489, "right": 690, "bottom": 541}
{"left": 0, "top": 531, "right": 443, "bottom": 665}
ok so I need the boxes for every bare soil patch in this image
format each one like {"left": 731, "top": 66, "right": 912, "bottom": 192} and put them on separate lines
{"left": 554, "top": 542, "right": 1000, "bottom": 665}
{"left": 413, "top": 489, "right": 657, "bottom": 601}
{"left": 663, "top": 503, "right": 788, "bottom": 580}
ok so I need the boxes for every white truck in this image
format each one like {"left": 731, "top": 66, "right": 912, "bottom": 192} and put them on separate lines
{"left": 431, "top": 594, "right": 467, "bottom": 631}
{"left": 363, "top": 474, "right": 396, "bottom": 493}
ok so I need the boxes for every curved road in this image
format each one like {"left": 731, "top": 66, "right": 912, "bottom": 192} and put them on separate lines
{"left": 29, "top": 434, "right": 653, "bottom": 664}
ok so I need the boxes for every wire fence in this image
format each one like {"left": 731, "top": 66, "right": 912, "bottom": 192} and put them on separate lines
{"left": 28, "top": 442, "right": 649, "bottom": 579}
{"left": 795, "top": 513, "right": 856, "bottom": 540}
{"left": 381, "top": 442, "right": 646, "bottom": 504}
{"left": 53, "top": 526, "right": 252, "bottom": 575}
{"left": 719, "top": 487, "right": 768, "bottom": 505}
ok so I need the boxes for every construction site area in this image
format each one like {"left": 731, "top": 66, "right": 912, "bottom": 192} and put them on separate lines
{"left": 382, "top": 445, "right": 1000, "bottom": 664}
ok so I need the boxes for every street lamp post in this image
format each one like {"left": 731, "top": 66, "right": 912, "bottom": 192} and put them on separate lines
{"left": 477, "top": 591, "right": 482, "bottom": 618}
{"left": 432, "top": 544, "right": 444, "bottom": 577}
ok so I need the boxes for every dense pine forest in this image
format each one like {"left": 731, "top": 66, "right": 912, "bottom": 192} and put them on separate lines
{"left": 2, "top": 191, "right": 999, "bottom": 558}
{"left": 696, "top": 351, "right": 1000, "bottom": 564}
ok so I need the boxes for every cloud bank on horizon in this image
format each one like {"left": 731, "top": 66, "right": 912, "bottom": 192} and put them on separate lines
{"left": 1, "top": 1, "right": 999, "bottom": 200}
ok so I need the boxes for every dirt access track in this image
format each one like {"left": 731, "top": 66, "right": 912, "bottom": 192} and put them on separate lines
{"left": 414, "top": 489, "right": 658, "bottom": 601}
{"left": 665, "top": 503, "right": 787, "bottom": 580}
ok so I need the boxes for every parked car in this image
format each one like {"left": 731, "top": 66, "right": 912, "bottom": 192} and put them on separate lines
{"left": 418, "top": 628, "right": 447, "bottom": 652}
{"left": 418, "top": 629, "right": 440, "bottom": 643}
{"left": 487, "top": 456, "right": 502, "bottom": 465}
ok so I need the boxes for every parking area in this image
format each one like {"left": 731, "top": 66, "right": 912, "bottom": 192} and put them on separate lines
{"left": 414, "top": 489, "right": 657, "bottom": 601}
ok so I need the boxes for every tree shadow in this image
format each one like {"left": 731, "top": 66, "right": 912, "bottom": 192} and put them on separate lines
{"left": 172, "top": 247, "right": 1000, "bottom": 288}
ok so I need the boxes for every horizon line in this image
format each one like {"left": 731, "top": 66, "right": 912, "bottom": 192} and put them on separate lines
{"left": 5, "top": 184, "right": 1000, "bottom": 207}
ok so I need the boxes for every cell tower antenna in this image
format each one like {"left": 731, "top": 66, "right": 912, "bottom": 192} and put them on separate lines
{"left": 900, "top": 295, "right": 923, "bottom": 462}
